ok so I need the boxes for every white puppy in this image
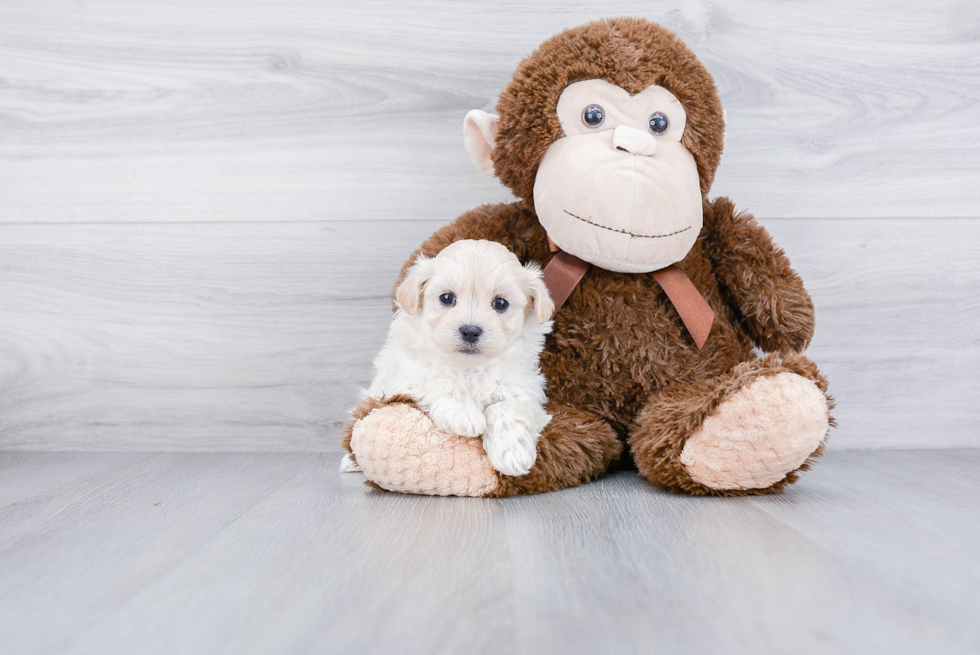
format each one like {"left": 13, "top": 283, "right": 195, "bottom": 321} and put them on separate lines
{"left": 344, "top": 239, "right": 555, "bottom": 477}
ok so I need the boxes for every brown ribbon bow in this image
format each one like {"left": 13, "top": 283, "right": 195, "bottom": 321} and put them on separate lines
{"left": 541, "top": 235, "right": 714, "bottom": 349}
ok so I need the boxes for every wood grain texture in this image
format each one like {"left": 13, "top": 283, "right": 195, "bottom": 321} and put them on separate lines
{"left": 502, "top": 452, "right": 980, "bottom": 654}
{"left": 1, "top": 2, "right": 977, "bottom": 451}
{"left": 0, "top": 453, "right": 311, "bottom": 654}
{"left": 0, "top": 451, "right": 144, "bottom": 507}
{"left": 749, "top": 450, "right": 980, "bottom": 619}
{"left": 1, "top": 0, "right": 978, "bottom": 223}
{"left": 0, "top": 221, "right": 430, "bottom": 451}
{"left": 766, "top": 218, "right": 980, "bottom": 449}
{"left": 1, "top": 217, "right": 977, "bottom": 451}
{"left": 0, "top": 450, "right": 976, "bottom": 654}
{"left": 63, "top": 455, "right": 516, "bottom": 655}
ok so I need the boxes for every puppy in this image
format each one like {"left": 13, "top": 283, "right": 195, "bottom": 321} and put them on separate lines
{"left": 343, "top": 239, "right": 555, "bottom": 477}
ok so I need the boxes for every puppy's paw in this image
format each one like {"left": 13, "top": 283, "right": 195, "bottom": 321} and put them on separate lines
{"left": 428, "top": 399, "right": 487, "bottom": 438}
{"left": 339, "top": 453, "right": 362, "bottom": 473}
{"left": 483, "top": 405, "right": 538, "bottom": 477}
{"left": 483, "top": 428, "right": 537, "bottom": 476}
{"left": 445, "top": 405, "right": 487, "bottom": 438}
{"left": 483, "top": 436, "right": 537, "bottom": 477}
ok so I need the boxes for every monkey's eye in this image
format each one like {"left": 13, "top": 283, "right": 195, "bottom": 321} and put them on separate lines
{"left": 582, "top": 104, "right": 605, "bottom": 128}
{"left": 439, "top": 293, "right": 456, "bottom": 306}
{"left": 648, "top": 112, "right": 669, "bottom": 135}
{"left": 492, "top": 297, "right": 509, "bottom": 312}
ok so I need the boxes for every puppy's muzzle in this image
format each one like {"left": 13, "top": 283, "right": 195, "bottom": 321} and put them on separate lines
{"left": 458, "top": 325, "right": 483, "bottom": 344}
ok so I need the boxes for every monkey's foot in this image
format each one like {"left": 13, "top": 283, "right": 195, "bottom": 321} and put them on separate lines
{"left": 679, "top": 372, "right": 829, "bottom": 490}
{"left": 349, "top": 404, "right": 501, "bottom": 497}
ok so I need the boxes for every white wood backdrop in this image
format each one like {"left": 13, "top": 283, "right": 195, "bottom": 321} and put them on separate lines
{"left": 1, "top": 0, "right": 978, "bottom": 451}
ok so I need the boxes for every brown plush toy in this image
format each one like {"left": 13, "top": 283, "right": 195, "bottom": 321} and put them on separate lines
{"left": 342, "top": 17, "right": 833, "bottom": 497}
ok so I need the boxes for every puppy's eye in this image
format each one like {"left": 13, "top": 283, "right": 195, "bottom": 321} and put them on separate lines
{"left": 582, "top": 104, "right": 604, "bottom": 128}
{"left": 492, "top": 297, "right": 509, "bottom": 312}
{"left": 648, "top": 112, "right": 669, "bottom": 135}
{"left": 439, "top": 293, "right": 456, "bottom": 306}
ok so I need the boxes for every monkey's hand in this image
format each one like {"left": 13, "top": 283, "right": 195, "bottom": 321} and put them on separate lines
{"left": 703, "top": 197, "right": 815, "bottom": 353}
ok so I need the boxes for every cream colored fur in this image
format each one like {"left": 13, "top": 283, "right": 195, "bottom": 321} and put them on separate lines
{"left": 338, "top": 453, "right": 361, "bottom": 473}
{"left": 362, "top": 240, "right": 554, "bottom": 478}
{"left": 680, "top": 372, "right": 829, "bottom": 490}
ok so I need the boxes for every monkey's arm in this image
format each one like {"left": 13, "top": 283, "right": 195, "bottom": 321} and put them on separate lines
{"left": 702, "top": 197, "right": 815, "bottom": 353}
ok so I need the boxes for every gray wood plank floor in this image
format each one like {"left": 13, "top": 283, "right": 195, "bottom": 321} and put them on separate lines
{"left": 1, "top": 449, "right": 977, "bottom": 654}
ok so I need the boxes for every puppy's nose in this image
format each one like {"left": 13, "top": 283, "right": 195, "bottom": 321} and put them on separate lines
{"left": 459, "top": 325, "right": 483, "bottom": 343}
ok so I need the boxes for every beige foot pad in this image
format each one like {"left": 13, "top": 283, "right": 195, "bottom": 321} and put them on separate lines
{"left": 680, "top": 372, "right": 829, "bottom": 490}
{"left": 350, "top": 404, "right": 501, "bottom": 497}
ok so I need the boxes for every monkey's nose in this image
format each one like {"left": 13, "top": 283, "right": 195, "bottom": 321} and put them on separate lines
{"left": 613, "top": 125, "right": 658, "bottom": 156}
{"left": 459, "top": 325, "right": 483, "bottom": 343}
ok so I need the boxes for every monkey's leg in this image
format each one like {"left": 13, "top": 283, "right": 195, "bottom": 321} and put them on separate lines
{"left": 628, "top": 354, "right": 833, "bottom": 496}
{"left": 340, "top": 394, "right": 417, "bottom": 469}
{"left": 347, "top": 401, "right": 621, "bottom": 497}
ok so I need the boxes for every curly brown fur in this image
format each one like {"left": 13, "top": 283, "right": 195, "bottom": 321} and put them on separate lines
{"left": 703, "top": 198, "right": 815, "bottom": 354}
{"left": 493, "top": 403, "right": 623, "bottom": 497}
{"left": 384, "top": 195, "right": 828, "bottom": 495}
{"left": 492, "top": 18, "right": 725, "bottom": 203}
{"left": 628, "top": 353, "right": 835, "bottom": 496}
{"left": 398, "top": 202, "right": 754, "bottom": 427}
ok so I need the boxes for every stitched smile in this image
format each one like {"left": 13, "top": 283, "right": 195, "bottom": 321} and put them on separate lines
{"left": 563, "top": 210, "right": 691, "bottom": 239}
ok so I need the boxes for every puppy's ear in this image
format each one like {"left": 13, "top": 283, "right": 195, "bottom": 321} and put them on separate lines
{"left": 523, "top": 264, "right": 555, "bottom": 324}
{"left": 395, "top": 255, "right": 433, "bottom": 315}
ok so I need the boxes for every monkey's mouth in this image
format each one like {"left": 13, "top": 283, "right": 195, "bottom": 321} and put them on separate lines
{"left": 563, "top": 210, "right": 691, "bottom": 240}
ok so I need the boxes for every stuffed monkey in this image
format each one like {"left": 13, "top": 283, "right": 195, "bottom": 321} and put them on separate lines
{"left": 343, "top": 18, "right": 833, "bottom": 497}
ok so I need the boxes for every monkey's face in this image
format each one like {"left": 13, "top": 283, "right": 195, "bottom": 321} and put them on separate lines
{"left": 464, "top": 20, "right": 726, "bottom": 273}
{"left": 532, "top": 80, "right": 702, "bottom": 273}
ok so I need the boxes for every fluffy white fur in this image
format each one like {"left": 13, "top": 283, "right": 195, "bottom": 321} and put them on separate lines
{"left": 355, "top": 239, "right": 554, "bottom": 477}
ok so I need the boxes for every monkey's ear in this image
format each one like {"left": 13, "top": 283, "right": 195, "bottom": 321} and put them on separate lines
{"left": 463, "top": 109, "right": 499, "bottom": 177}
{"left": 524, "top": 264, "right": 555, "bottom": 324}
{"left": 395, "top": 256, "right": 433, "bottom": 315}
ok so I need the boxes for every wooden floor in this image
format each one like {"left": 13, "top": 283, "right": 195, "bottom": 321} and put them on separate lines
{"left": 0, "top": 449, "right": 977, "bottom": 654}
{"left": 2, "top": 5, "right": 976, "bottom": 652}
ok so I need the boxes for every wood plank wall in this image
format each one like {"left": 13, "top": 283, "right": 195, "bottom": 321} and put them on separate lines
{"left": 1, "top": 1, "right": 978, "bottom": 451}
